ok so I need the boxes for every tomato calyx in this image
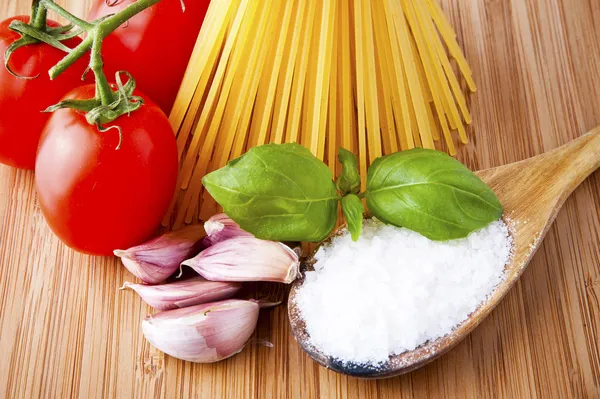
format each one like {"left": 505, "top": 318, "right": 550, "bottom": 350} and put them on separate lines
{"left": 4, "top": 2, "right": 82, "bottom": 79}
{"left": 45, "top": 71, "right": 144, "bottom": 150}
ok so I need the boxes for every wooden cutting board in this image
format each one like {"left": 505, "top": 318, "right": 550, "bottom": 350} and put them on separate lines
{"left": 1, "top": 0, "right": 599, "bottom": 397}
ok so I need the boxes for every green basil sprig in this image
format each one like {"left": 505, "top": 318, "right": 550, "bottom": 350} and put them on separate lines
{"left": 336, "top": 148, "right": 366, "bottom": 241}
{"left": 202, "top": 143, "right": 339, "bottom": 242}
{"left": 336, "top": 148, "right": 361, "bottom": 195}
{"left": 202, "top": 144, "right": 502, "bottom": 243}
{"left": 341, "top": 194, "right": 364, "bottom": 242}
{"left": 366, "top": 149, "right": 502, "bottom": 241}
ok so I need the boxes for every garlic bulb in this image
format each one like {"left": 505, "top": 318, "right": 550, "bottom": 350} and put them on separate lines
{"left": 142, "top": 299, "right": 260, "bottom": 363}
{"left": 182, "top": 237, "right": 300, "bottom": 284}
{"left": 121, "top": 277, "right": 241, "bottom": 310}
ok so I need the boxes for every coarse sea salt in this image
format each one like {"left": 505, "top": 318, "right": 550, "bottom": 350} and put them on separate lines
{"left": 295, "top": 218, "right": 512, "bottom": 365}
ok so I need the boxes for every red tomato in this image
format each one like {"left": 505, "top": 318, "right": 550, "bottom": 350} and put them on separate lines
{"left": 35, "top": 85, "right": 179, "bottom": 256}
{"left": 88, "top": 0, "right": 210, "bottom": 114}
{"left": 0, "top": 16, "right": 87, "bottom": 169}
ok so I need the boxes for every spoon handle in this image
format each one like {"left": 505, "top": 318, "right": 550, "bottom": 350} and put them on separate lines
{"left": 479, "top": 126, "right": 600, "bottom": 208}
{"left": 539, "top": 126, "right": 600, "bottom": 204}
{"left": 475, "top": 126, "right": 600, "bottom": 243}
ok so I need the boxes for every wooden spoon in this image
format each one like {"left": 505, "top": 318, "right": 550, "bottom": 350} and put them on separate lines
{"left": 288, "top": 126, "right": 600, "bottom": 379}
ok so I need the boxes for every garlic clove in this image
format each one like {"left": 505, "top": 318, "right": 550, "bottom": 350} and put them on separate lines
{"left": 114, "top": 225, "right": 205, "bottom": 284}
{"left": 142, "top": 299, "right": 260, "bottom": 363}
{"left": 250, "top": 299, "right": 283, "bottom": 308}
{"left": 121, "top": 276, "right": 241, "bottom": 311}
{"left": 202, "top": 213, "right": 253, "bottom": 247}
{"left": 182, "top": 237, "right": 300, "bottom": 284}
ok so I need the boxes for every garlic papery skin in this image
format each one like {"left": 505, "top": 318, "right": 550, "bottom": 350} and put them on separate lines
{"left": 202, "top": 214, "right": 253, "bottom": 247}
{"left": 121, "top": 277, "right": 241, "bottom": 311}
{"left": 250, "top": 299, "right": 283, "bottom": 308}
{"left": 142, "top": 299, "right": 260, "bottom": 363}
{"left": 182, "top": 237, "right": 300, "bottom": 284}
{"left": 114, "top": 225, "right": 205, "bottom": 284}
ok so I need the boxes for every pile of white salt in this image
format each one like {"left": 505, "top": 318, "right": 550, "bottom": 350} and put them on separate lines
{"left": 295, "top": 218, "right": 512, "bottom": 365}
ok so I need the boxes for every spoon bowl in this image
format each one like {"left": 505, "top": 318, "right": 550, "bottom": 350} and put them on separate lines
{"left": 288, "top": 127, "right": 600, "bottom": 378}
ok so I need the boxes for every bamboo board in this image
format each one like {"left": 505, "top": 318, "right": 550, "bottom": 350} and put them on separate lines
{"left": 0, "top": 0, "right": 599, "bottom": 397}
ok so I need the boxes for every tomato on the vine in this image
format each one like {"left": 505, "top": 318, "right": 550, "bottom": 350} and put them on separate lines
{"left": 0, "top": 16, "right": 87, "bottom": 170}
{"left": 35, "top": 84, "right": 179, "bottom": 256}
{"left": 88, "top": 0, "right": 211, "bottom": 114}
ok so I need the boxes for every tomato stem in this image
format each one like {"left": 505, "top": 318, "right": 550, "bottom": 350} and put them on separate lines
{"left": 48, "top": 0, "right": 160, "bottom": 82}
{"left": 49, "top": 36, "right": 92, "bottom": 79}
{"left": 31, "top": 1, "right": 48, "bottom": 30}
{"left": 97, "top": 0, "right": 161, "bottom": 35}
{"left": 39, "top": 0, "right": 93, "bottom": 30}
{"left": 90, "top": 34, "right": 114, "bottom": 106}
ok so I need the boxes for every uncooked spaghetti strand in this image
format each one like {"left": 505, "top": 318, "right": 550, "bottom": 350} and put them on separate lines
{"left": 169, "top": 0, "right": 233, "bottom": 133}
{"left": 425, "top": 0, "right": 456, "bottom": 42}
{"left": 271, "top": 1, "right": 307, "bottom": 144}
{"left": 389, "top": 0, "right": 432, "bottom": 149}
{"left": 339, "top": 0, "right": 355, "bottom": 154}
{"left": 426, "top": 0, "right": 476, "bottom": 91}
{"left": 163, "top": 1, "right": 241, "bottom": 226}
{"left": 406, "top": 84, "right": 422, "bottom": 148}
{"left": 348, "top": 1, "right": 359, "bottom": 155}
{"left": 327, "top": 0, "right": 340, "bottom": 174}
{"left": 426, "top": 103, "right": 440, "bottom": 141}
{"left": 198, "top": 194, "right": 218, "bottom": 222}
{"left": 207, "top": 0, "right": 268, "bottom": 171}
{"left": 353, "top": 0, "right": 368, "bottom": 190}
{"left": 382, "top": 0, "right": 413, "bottom": 150}
{"left": 230, "top": 3, "right": 276, "bottom": 161}
{"left": 248, "top": 0, "right": 293, "bottom": 147}
{"left": 424, "top": 3, "right": 472, "bottom": 125}
{"left": 404, "top": 6, "right": 437, "bottom": 149}
{"left": 313, "top": 0, "right": 337, "bottom": 160}
{"left": 401, "top": 0, "right": 450, "bottom": 151}
{"left": 301, "top": 1, "right": 322, "bottom": 152}
{"left": 178, "top": 0, "right": 251, "bottom": 189}
{"left": 409, "top": 4, "right": 458, "bottom": 136}
{"left": 286, "top": 0, "right": 317, "bottom": 144}
{"left": 371, "top": 1, "right": 398, "bottom": 154}
{"left": 189, "top": 0, "right": 270, "bottom": 195}
{"left": 198, "top": 157, "right": 220, "bottom": 222}
{"left": 221, "top": 0, "right": 280, "bottom": 161}
{"left": 300, "top": 3, "right": 322, "bottom": 150}
{"left": 174, "top": 2, "right": 239, "bottom": 159}
{"left": 413, "top": 0, "right": 467, "bottom": 143}
{"left": 175, "top": 0, "right": 260, "bottom": 225}
{"left": 175, "top": 78, "right": 205, "bottom": 158}
{"left": 411, "top": 35, "right": 433, "bottom": 105}
{"left": 361, "top": 0, "right": 383, "bottom": 163}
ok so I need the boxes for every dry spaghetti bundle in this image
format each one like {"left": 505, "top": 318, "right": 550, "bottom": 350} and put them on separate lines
{"left": 166, "top": 0, "right": 476, "bottom": 227}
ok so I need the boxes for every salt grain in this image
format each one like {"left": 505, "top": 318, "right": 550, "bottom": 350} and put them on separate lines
{"left": 296, "top": 218, "right": 512, "bottom": 365}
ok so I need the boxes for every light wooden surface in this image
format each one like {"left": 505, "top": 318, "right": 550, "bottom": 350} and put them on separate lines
{"left": 1, "top": 0, "right": 599, "bottom": 398}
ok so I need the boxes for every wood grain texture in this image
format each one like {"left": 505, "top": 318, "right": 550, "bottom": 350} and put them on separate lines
{"left": 0, "top": 0, "right": 599, "bottom": 398}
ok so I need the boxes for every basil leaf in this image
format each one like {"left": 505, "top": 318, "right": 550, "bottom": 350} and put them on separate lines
{"left": 202, "top": 143, "right": 340, "bottom": 242}
{"left": 365, "top": 148, "right": 502, "bottom": 241}
{"left": 341, "top": 194, "right": 364, "bottom": 241}
{"left": 336, "top": 147, "right": 361, "bottom": 195}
